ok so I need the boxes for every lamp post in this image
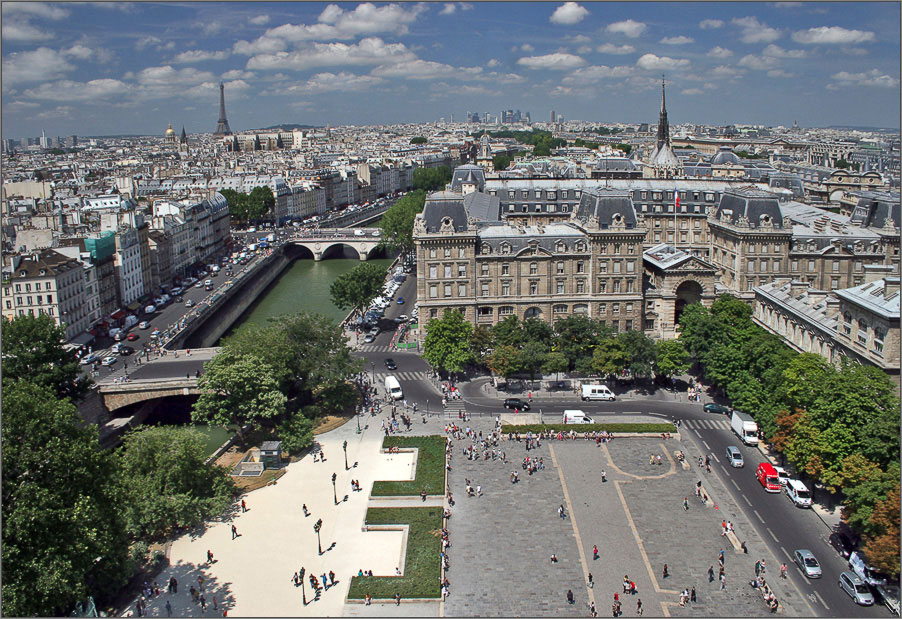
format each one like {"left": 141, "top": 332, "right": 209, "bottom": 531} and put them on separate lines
{"left": 426, "top": 399, "right": 429, "bottom": 417}
{"left": 299, "top": 567, "right": 306, "bottom": 605}
{"left": 314, "top": 519, "right": 323, "bottom": 555}
{"left": 332, "top": 472, "right": 338, "bottom": 505}
{"left": 356, "top": 408, "right": 361, "bottom": 434}
{"left": 370, "top": 362, "right": 375, "bottom": 383}
{"left": 343, "top": 440, "right": 348, "bottom": 470}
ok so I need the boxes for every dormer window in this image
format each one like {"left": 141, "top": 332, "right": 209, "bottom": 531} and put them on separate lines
{"left": 555, "top": 242, "right": 566, "bottom": 253}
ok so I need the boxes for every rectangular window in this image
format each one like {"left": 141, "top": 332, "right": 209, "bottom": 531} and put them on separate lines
{"left": 791, "top": 260, "right": 799, "bottom": 272}
{"left": 4, "top": 300, "right": 10, "bottom": 310}
{"left": 626, "top": 261, "right": 635, "bottom": 273}
{"left": 831, "top": 277, "right": 840, "bottom": 289}
{"left": 444, "top": 265, "right": 452, "bottom": 278}
{"left": 808, "top": 260, "right": 815, "bottom": 272}
{"left": 530, "top": 263, "right": 538, "bottom": 275}
{"left": 773, "top": 260, "right": 781, "bottom": 272}
{"left": 832, "top": 261, "right": 840, "bottom": 272}
{"left": 576, "top": 261, "right": 584, "bottom": 273}
{"left": 626, "top": 279, "right": 634, "bottom": 293}
{"left": 26, "top": 296, "right": 32, "bottom": 305}
{"left": 430, "top": 308, "right": 438, "bottom": 318}
{"left": 625, "top": 320, "right": 633, "bottom": 331}
{"left": 459, "top": 247, "right": 466, "bottom": 258}
{"left": 499, "top": 306, "right": 514, "bottom": 315}
{"left": 444, "top": 248, "right": 451, "bottom": 258}
{"left": 613, "top": 280, "right": 621, "bottom": 292}
{"left": 34, "top": 282, "right": 41, "bottom": 291}
{"left": 429, "top": 265, "right": 437, "bottom": 279}
{"left": 429, "top": 285, "right": 438, "bottom": 298}
{"left": 429, "top": 249, "right": 437, "bottom": 258}
{"left": 599, "top": 261, "right": 607, "bottom": 274}
{"left": 529, "top": 282, "right": 538, "bottom": 295}
{"left": 613, "top": 261, "right": 622, "bottom": 274}
{"left": 614, "top": 244, "right": 622, "bottom": 255}
{"left": 444, "top": 284, "right": 452, "bottom": 297}
{"left": 501, "top": 263, "right": 510, "bottom": 275}
{"left": 458, "top": 265, "right": 467, "bottom": 277}
{"left": 557, "top": 262, "right": 565, "bottom": 274}
{"left": 25, "top": 284, "right": 31, "bottom": 292}
{"left": 557, "top": 281, "right": 565, "bottom": 294}
{"left": 502, "top": 283, "right": 510, "bottom": 296}
{"left": 480, "top": 263, "right": 489, "bottom": 276}
{"left": 599, "top": 280, "right": 607, "bottom": 293}
{"left": 748, "top": 259, "right": 755, "bottom": 272}
{"left": 460, "top": 284, "right": 468, "bottom": 297}
{"left": 599, "top": 303, "right": 607, "bottom": 314}
{"left": 576, "top": 280, "right": 585, "bottom": 294}
{"left": 15, "top": 284, "right": 20, "bottom": 292}
{"left": 626, "top": 303, "right": 633, "bottom": 313}
{"left": 612, "top": 303, "right": 620, "bottom": 314}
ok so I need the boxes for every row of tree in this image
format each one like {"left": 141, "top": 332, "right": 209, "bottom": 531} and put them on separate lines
{"left": 678, "top": 295, "right": 900, "bottom": 576}
{"left": 219, "top": 186, "right": 275, "bottom": 226}
{"left": 377, "top": 189, "right": 427, "bottom": 255}
{"left": 1, "top": 315, "right": 235, "bottom": 616}
{"left": 484, "top": 129, "right": 567, "bottom": 157}
{"left": 411, "top": 165, "right": 452, "bottom": 193}
{"left": 422, "top": 310, "right": 690, "bottom": 382}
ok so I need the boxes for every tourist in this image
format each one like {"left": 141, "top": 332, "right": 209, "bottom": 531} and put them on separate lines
{"left": 566, "top": 589, "right": 574, "bottom": 605}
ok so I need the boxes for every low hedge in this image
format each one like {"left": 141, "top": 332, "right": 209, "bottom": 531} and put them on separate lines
{"left": 500, "top": 423, "right": 675, "bottom": 434}
{"left": 346, "top": 507, "right": 442, "bottom": 599}
{"left": 372, "top": 435, "right": 445, "bottom": 497}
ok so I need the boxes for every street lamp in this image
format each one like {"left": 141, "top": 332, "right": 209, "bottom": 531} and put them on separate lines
{"left": 343, "top": 440, "right": 348, "bottom": 470}
{"left": 314, "top": 519, "right": 323, "bottom": 555}
{"left": 299, "top": 567, "right": 306, "bottom": 605}
{"left": 332, "top": 472, "right": 338, "bottom": 505}
{"left": 356, "top": 408, "right": 361, "bottom": 434}
{"left": 370, "top": 362, "right": 375, "bottom": 383}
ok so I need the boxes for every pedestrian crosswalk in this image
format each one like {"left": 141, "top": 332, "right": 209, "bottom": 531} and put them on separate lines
{"left": 371, "top": 370, "right": 429, "bottom": 382}
{"left": 683, "top": 418, "right": 731, "bottom": 431}
{"left": 358, "top": 344, "right": 406, "bottom": 353}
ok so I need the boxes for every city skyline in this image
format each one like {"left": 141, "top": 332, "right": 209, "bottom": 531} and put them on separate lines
{"left": 1, "top": 1, "right": 900, "bottom": 138}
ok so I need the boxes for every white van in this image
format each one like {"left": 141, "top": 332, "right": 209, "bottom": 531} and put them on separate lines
{"left": 785, "top": 479, "right": 812, "bottom": 508}
{"left": 385, "top": 375, "right": 403, "bottom": 400}
{"left": 581, "top": 384, "right": 616, "bottom": 401}
{"left": 563, "top": 410, "right": 595, "bottom": 424}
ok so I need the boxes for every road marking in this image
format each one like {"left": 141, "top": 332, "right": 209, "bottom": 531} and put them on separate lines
{"left": 766, "top": 527, "right": 779, "bottom": 542}
{"left": 780, "top": 546, "right": 791, "bottom": 560}
{"left": 693, "top": 429, "right": 701, "bottom": 438}
{"left": 711, "top": 453, "right": 720, "bottom": 463}
{"left": 814, "top": 591, "right": 829, "bottom": 610}
{"left": 743, "top": 496, "right": 752, "bottom": 507}
{"left": 731, "top": 479, "right": 740, "bottom": 491}
{"left": 702, "top": 440, "right": 711, "bottom": 450}
{"left": 753, "top": 509, "right": 765, "bottom": 524}
{"left": 549, "top": 444, "right": 595, "bottom": 609}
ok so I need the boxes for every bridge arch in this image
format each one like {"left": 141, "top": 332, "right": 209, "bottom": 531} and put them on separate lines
{"left": 284, "top": 243, "right": 315, "bottom": 261}
{"left": 320, "top": 242, "right": 365, "bottom": 260}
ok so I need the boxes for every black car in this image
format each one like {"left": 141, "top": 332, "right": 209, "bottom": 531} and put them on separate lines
{"left": 384, "top": 358, "right": 397, "bottom": 370}
{"left": 704, "top": 403, "right": 732, "bottom": 415}
{"left": 829, "top": 531, "right": 857, "bottom": 559}
{"left": 503, "top": 398, "right": 530, "bottom": 411}
{"left": 118, "top": 345, "right": 135, "bottom": 356}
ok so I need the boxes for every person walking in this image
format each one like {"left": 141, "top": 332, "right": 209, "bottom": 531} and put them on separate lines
{"left": 593, "top": 544, "right": 599, "bottom": 560}
{"left": 780, "top": 563, "right": 788, "bottom": 579}
{"left": 690, "top": 586, "right": 696, "bottom": 602}
{"left": 663, "top": 563, "right": 669, "bottom": 578}
{"left": 683, "top": 496, "right": 689, "bottom": 510}
{"left": 636, "top": 598, "right": 643, "bottom": 616}
{"left": 558, "top": 504, "right": 566, "bottom": 519}
{"left": 720, "top": 573, "right": 727, "bottom": 590}
{"left": 588, "top": 572, "right": 594, "bottom": 588}
{"left": 241, "top": 499, "right": 247, "bottom": 512}
{"left": 394, "top": 592, "right": 401, "bottom": 606}
{"left": 755, "top": 560, "right": 761, "bottom": 577}
{"left": 207, "top": 549, "right": 214, "bottom": 564}
{"left": 708, "top": 565, "right": 715, "bottom": 583}
{"left": 165, "top": 599, "right": 172, "bottom": 617}
{"left": 566, "top": 589, "right": 575, "bottom": 605}
{"left": 601, "top": 470, "right": 607, "bottom": 483}
{"left": 231, "top": 524, "right": 238, "bottom": 539}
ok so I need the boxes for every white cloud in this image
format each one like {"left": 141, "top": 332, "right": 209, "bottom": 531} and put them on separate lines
{"left": 577, "top": 45, "right": 593, "bottom": 55}
{"left": 567, "top": 34, "right": 592, "bottom": 44}
{"left": 221, "top": 69, "right": 255, "bottom": 80}
{"left": 249, "top": 14, "right": 270, "bottom": 26}
{"left": 486, "top": 58, "right": 500, "bottom": 67}
{"left": 550, "top": 2, "right": 589, "bottom": 25}
{"left": 767, "top": 69, "right": 794, "bottom": 78}
{"left": 550, "top": 85, "right": 573, "bottom": 97}
{"left": 710, "top": 65, "right": 745, "bottom": 79}
{"left": 517, "top": 53, "right": 585, "bottom": 70}
{"left": 636, "top": 53, "right": 690, "bottom": 71}
{"left": 172, "top": 49, "right": 231, "bottom": 64}
{"left": 562, "top": 64, "right": 633, "bottom": 84}
{"left": 23, "top": 78, "right": 129, "bottom": 102}
{"left": 762, "top": 44, "right": 806, "bottom": 58}
{"left": 520, "top": 43, "right": 535, "bottom": 53}
{"left": 296, "top": 72, "right": 384, "bottom": 92}
{"left": 35, "top": 105, "right": 73, "bottom": 120}
{"left": 830, "top": 68, "right": 899, "bottom": 88}
{"left": 681, "top": 88, "right": 703, "bottom": 95}
{"left": 699, "top": 19, "right": 723, "bottom": 30}
{"left": 135, "top": 66, "right": 216, "bottom": 90}
{"left": 183, "top": 79, "right": 250, "bottom": 101}
{"left": 233, "top": 36, "right": 287, "bottom": 56}
{"left": 372, "top": 59, "right": 459, "bottom": 79}
{"left": 2, "top": 19, "right": 55, "bottom": 42}
{"left": 596, "top": 43, "right": 635, "bottom": 55}
{"left": 2, "top": 47, "right": 75, "bottom": 86}
{"left": 738, "top": 54, "right": 779, "bottom": 70}
{"left": 731, "top": 17, "right": 781, "bottom": 43}
{"left": 706, "top": 46, "right": 733, "bottom": 58}
{"left": 260, "top": 3, "right": 428, "bottom": 44}
{"left": 606, "top": 19, "right": 646, "bottom": 38}
{"left": 1, "top": 2, "right": 70, "bottom": 20}
{"left": 792, "top": 26, "right": 875, "bottom": 45}
{"left": 135, "top": 35, "right": 175, "bottom": 52}
{"left": 246, "top": 37, "right": 417, "bottom": 71}
{"left": 439, "top": 3, "right": 457, "bottom": 15}
{"left": 660, "top": 35, "right": 694, "bottom": 45}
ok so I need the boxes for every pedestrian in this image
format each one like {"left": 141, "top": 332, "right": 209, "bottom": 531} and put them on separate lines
{"left": 708, "top": 565, "right": 715, "bottom": 582}
{"left": 200, "top": 595, "right": 207, "bottom": 612}
{"left": 566, "top": 589, "right": 574, "bottom": 605}
{"left": 683, "top": 496, "right": 689, "bottom": 510}
{"left": 329, "top": 570, "right": 335, "bottom": 585}
{"left": 719, "top": 548, "right": 725, "bottom": 564}
{"left": 588, "top": 572, "right": 594, "bottom": 588}
{"left": 213, "top": 597, "right": 218, "bottom": 611}
{"left": 636, "top": 598, "right": 643, "bottom": 616}
{"left": 663, "top": 563, "right": 669, "bottom": 578}
{"left": 761, "top": 559, "right": 766, "bottom": 575}
{"left": 231, "top": 524, "right": 238, "bottom": 539}
{"left": 207, "top": 549, "right": 214, "bottom": 564}
{"left": 780, "top": 563, "right": 788, "bottom": 579}
{"left": 755, "top": 560, "right": 761, "bottom": 577}
{"left": 589, "top": 601, "right": 597, "bottom": 617}
{"left": 558, "top": 504, "right": 566, "bottom": 519}
{"left": 720, "top": 574, "right": 727, "bottom": 590}
{"left": 303, "top": 503, "right": 309, "bottom": 516}
{"left": 601, "top": 470, "right": 607, "bottom": 483}
{"left": 690, "top": 586, "right": 696, "bottom": 602}
{"left": 197, "top": 575, "right": 205, "bottom": 592}
{"left": 593, "top": 544, "right": 599, "bottom": 560}
{"left": 241, "top": 499, "right": 247, "bottom": 512}
{"left": 165, "top": 600, "right": 172, "bottom": 617}
{"left": 395, "top": 592, "right": 401, "bottom": 606}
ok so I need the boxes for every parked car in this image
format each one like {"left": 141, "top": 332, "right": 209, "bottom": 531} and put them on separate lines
{"left": 186, "top": 299, "right": 195, "bottom": 307}
{"left": 839, "top": 571, "right": 875, "bottom": 606}
{"left": 874, "top": 583, "right": 900, "bottom": 616}
{"left": 101, "top": 356, "right": 118, "bottom": 366}
{"left": 503, "top": 398, "right": 530, "bottom": 411}
{"left": 114, "top": 330, "right": 125, "bottom": 341}
{"left": 829, "top": 531, "right": 857, "bottom": 559}
{"left": 127, "top": 333, "right": 139, "bottom": 341}
{"left": 849, "top": 551, "right": 888, "bottom": 586}
{"left": 725, "top": 446, "right": 744, "bottom": 468}
{"left": 384, "top": 358, "right": 397, "bottom": 370}
{"left": 118, "top": 346, "right": 134, "bottom": 356}
{"left": 793, "top": 549, "right": 822, "bottom": 578}
{"left": 773, "top": 465, "right": 790, "bottom": 486}
{"left": 139, "top": 321, "right": 150, "bottom": 329}
{"left": 396, "top": 314, "right": 409, "bottom": 322}
{"left": 704, "top": 403, "right": 731, "bottom": 415}
{"left": 363, "top": 333, "right": 375, "bottom": 343}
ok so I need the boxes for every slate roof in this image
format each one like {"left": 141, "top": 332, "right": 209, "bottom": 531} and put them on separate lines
{"left": 573, "top": 189, "right": 639, "bottom": 229}
{"left": 449, "top": 165, "right": 485, "bottom": 192}
{"left": 422, "top": 192, "right": 469, "bottom": 233}
{"left": 477, "top": 223, "right": 588, "bottom": 254}
{"left": 833, "top": 277, "right": 900, "bottom": 319}
{"left": 715, "top": 188, "right": 786, "bottom": 229}
{"left": 463, "top": 191, "right": 501, "bottom": 222}
{"left": 848, "top": 192, "right": 901, "bottom": 229}
{"left": 11, "top": 248, "right": 79, "bottom": 279}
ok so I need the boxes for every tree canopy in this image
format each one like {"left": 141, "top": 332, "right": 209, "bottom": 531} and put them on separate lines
{"left": 412, "top": 166, "right": 452, "bottom": 192}
{"left": 378, "top": 189, "right": 426, "bottom": 255}
{"left": 422, "top": 309, "right": 474, "bottom": 373}
{"left": 409, "top": 136, "right": 427, "bottom": 145}
{"left": 330, "top": 262, "right": 387, "bottom": 318}
{"left": 1, "top": 313, "right": 90, "bottom": 400}
{"left": 219, "top": 186, "right": 274, "bottom": 224}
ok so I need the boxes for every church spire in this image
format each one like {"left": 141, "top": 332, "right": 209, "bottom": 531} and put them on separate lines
{"left": 655, "top": 75, "right": 670, "bottom": 151}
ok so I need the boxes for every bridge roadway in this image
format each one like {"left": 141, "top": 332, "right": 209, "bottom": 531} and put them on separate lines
{"left": 283, "top": 227, "right": 383, "bottom": 261}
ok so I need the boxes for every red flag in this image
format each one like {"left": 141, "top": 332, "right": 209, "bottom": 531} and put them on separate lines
{"left": 675, "top": 190, "right": 680, "bottom": 210}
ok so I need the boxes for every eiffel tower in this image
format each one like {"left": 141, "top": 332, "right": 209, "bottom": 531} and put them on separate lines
{"left": 214, "top": 82, "right": 232, "bottom": 135}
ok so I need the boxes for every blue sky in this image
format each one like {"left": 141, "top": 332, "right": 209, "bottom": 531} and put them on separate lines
{"left": 2, "top": 2, "right": 899, "bottom": 138}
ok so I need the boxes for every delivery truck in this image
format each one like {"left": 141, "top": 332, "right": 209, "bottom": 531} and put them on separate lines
{"left": 730, "top": 410, "right": 759, "bottom": 445}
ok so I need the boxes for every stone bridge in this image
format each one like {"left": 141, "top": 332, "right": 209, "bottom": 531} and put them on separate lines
{"left": 286, "top": 227, "right": 383, "bottom": 261}
{"left": 100, "top": 378, "right": 200, "bottom": 412}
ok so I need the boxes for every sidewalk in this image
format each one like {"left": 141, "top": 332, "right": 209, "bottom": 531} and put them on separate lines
{"left": 467, "top": 376, "right": 707, "bottom": 406}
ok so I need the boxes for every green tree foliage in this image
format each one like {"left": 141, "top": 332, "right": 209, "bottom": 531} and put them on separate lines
{"left": 592, "top": 338, "right": 629, "bottom": 376}
{"left": 1, "top": 313, "right": 90, "bottom": 399}
{"left": 219, "top": 187, "right": 274, "bottom": 224}
{"left": 487, "top": 344, "right": 520, "bottom": 379}
{"left": 116, "top": 426, "right": 234, "bottom": 539}
{"left": 552, "top": 315, "right": 597, "bottom": 369}
{"left": 491, "top": 315, "right": 524, "bottom": 348}
{"left": 677, "top": 302, "right": 726, "bottom": 359}
{"left": 192, "top": 351, "right": 286, "bottom": 444}
{"left": 278, "top": 414, "right": 315, "bottom": 455}
{"left": 469, "top": 325, "right": 494, "bottom": 364}
{"left": 859, "top": 484, "right": 901, "bottom": 577}
{"left": 618, "top": 330, "right": 657, "bottom": 378}
{"left": 834, "top": 158, "right": 850, "bottom": 169}
{"left": 613, "top": 143, "right": 632, "bottom": 155}
{"left": 542, "top": 351, "right": 570, "bottom": 380}
{"left": 410, "top": 136, "right": 427, "bottom": 145}
{"left": 492, "top": 154, "right": 511, "bottom": 171}
{"left": 523, "top": 317, "right": 554, "bottom": 348}
{"left": 2, "top": 381, "right": 129, "bottom": 617}
{"left": 379, "top": 189, "right": 426, "bottom": 254}
{"left": 487, "top": 129, "right": 566, "bottom": 155}
{"left": 519, "top": 340, "right": 548, "bottom": 381}
{"left": 422, "top": 310, "right": 473, "bottom": 373}
{"left": 329, "top": 262, "right": 387, "bottom": 317}
{"left": 412, "top": 166, "right": 452, "bottom": 192}
{"left": 655, "top": 339, "right": 690, "bottom": 378}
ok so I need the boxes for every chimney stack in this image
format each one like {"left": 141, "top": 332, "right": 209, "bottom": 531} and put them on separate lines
{"left": 883, "top": 276, "right": 900, "bottom": 300}
{"left": 863, "top": 263, "right": 894, "bottom": 284}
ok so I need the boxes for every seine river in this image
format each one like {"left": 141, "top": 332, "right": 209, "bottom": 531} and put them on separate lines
{"left": 224, "top": 252, "right": 394, "bottom": 335}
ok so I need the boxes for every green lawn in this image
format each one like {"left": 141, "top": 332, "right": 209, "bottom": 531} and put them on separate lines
{"left": 371, "top": 435, "right": 445, "bottom": 497}
{"left": 500, "top": 422, "right": 675, "bottom": 434}
{"left": 346, "top": 507, "right": 443, "bottom": 599}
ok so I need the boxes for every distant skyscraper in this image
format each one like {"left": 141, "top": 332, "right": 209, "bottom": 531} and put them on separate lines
{"left": 214, "top": 82, "right": 232, "bottom": 135}
{"left": 550, "top": 110, "right": 556, "bottom": 123}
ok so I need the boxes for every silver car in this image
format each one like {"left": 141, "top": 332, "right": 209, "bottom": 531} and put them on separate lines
{"left": 725, "top": 446, "right": 744, "bottom": 467}
{"left": 875, "top": 583, "right": 900, "bottom": 615}
{"left": 839, "top": 571, "right": 875, "bottom": 606}
{"left": 793, "top": 549, "right": 822, "bottom": 578}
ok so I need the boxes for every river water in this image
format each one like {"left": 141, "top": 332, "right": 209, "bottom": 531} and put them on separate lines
{"left": 224, "top": 252, "right": 394, "bottom": 335}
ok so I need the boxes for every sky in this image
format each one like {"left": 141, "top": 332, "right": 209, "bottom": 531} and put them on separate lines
{"left": 1, "top": 1, "right": 900, "bottom": 139}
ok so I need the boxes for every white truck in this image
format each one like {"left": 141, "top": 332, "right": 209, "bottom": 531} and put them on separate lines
{"left": 384, "top": 375, "right": 403, "bottom": 400}
{"left": 730, "top": 410, "right": 759, "bottom": 445}
{"left": 563, "top": 410, "right": 595, "bottom": 424}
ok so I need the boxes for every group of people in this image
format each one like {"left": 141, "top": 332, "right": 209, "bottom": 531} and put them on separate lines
{"left": 132, "top": 572, "right": 224, "bottom": 617}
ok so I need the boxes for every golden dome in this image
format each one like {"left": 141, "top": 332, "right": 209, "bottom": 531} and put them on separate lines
{"left": 165, "top": 122, "right": 175, "bottom": 136}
